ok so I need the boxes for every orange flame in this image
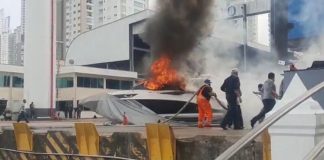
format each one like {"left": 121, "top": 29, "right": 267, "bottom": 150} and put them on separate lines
{"left": 144, "top": 55, "right": 186, "bottom": 90}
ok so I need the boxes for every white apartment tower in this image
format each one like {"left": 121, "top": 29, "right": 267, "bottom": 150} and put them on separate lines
{"left": 21, "top": 0, "right": 26, "bottom": 34}
{"left": 96, "top": 0, "right": 148, "bottom": 26}
{"left": 65, "top": 0, "right": 148, "bottom": 46}
{"left": 8, "top": 26, "right": 23, "bottom": 65}
{"left": 0, "top": 9, "right": 11, "bottom": 64}
{"left": 65, "top": 0, "right": 95, "bottom": 47}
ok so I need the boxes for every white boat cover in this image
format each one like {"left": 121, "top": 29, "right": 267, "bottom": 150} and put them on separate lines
{"left": 79, "top": 93, "right": 176, "bottom": 125}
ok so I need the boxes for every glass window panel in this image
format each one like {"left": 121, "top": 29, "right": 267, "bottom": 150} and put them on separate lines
{"left": 106, "top": 79, "right": 120, "bottom": 89}
{"left": 13, "top": 76, "right": 24, "bottom": 88}
{"left": 121, "top": 81, "right": 132, "bottom": 89}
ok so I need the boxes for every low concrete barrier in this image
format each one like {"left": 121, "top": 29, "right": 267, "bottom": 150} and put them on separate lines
{"left": 0, "top": 124, "right": 263, "bottom": 160}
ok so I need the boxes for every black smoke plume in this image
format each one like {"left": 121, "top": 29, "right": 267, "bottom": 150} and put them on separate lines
{"left": 144, "top": 0, "right": 214, "bottom": 62}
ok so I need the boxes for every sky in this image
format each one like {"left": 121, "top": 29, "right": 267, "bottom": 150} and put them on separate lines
{"left": 0, "top": 0, "right": 21, "bottom": 30}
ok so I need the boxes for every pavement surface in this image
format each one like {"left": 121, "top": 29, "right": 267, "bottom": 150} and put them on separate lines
{"left": 0, "top": 118, "right": 251, "bottom": 139}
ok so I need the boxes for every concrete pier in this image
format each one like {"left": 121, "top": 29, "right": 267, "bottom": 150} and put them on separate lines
{"left": 0, "top": 119, "right": 263, "bottom": 160}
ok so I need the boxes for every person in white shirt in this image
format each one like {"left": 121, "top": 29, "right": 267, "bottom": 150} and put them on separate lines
{"left": 250, "top": 72, "right": 279, "bottom": 128}
{"left": 17, "top": 99, "right": 29, "bottom": 123}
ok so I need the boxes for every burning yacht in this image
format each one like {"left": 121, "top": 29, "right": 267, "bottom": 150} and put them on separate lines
{"left": 111, "top": 84, "right": 225, "bottom": 123}
{"left": 111, "top": 55, "right": 225, "bottom": 123}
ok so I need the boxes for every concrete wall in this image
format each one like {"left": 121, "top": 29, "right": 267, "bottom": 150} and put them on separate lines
{"left": 65, "top": 10, "right": 153, "bottom": 65}
{"left": 0, "top": 129, "right": 263, "bottom": 160}
{"left": 24, "top": 0, "right": 56, "bottom": 110}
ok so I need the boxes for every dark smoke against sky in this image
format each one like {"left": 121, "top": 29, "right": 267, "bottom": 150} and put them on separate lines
{"left": 144, "top": 0, "right": 214, "bottom": 62}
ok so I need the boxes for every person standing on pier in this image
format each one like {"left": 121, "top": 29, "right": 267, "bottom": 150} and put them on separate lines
{"left": 197, "top": 79, "right": 217, "bottom": 128}
{"left": 17, "top": 99, "right": 29, "bottom": 123}
{"left": 29, "top": 102, "right": 36, "bottom": 120}
{"left": 220, "top": 69, "right": 244, "bottom": 130}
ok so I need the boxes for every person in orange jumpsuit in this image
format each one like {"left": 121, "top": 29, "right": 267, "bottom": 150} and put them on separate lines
{"left": 197, "top": 79, "right": 216, "bottom": 128}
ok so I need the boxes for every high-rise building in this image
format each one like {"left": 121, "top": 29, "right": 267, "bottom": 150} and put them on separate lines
{"left": 8, "top": 26, "right": 23, "bottom": 65}
{"left": 65, "top": 0, "right": 95, "bottom": 47}
{"left": 94, "top": 0, "right": 148, "bottom": 26}
{"left": 21, "top": 0, "right": 26, "bottom": 34}
{"left": 65, "top": 0, "right": 148, "bottom": 47}
{"left": 20, "top": 0, "right": 26, "bottom": 64}
{"left": 0, "top": 9, "right": 11, "bottom": 64}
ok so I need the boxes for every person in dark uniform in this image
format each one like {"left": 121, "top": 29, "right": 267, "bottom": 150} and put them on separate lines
{"left": 220, "top": 69, "right": 244, "bottom": 130}
{"left": 29, "top": 102, "right": 36, "bottom": 120}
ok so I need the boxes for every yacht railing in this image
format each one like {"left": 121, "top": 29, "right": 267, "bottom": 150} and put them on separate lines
{"left": 215, "top": 81, "right": 324, "bottom": 160}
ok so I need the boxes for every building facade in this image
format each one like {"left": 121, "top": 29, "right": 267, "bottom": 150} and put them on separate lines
{"left": 65, "top": 0, "right": 96, "bottom": 47}
{"left": 65, "top": 0, "right": 148, "bottom": 46}
{"left": 0, "top": 9, "right": 11, "bottom": 64}
{"left": 8, "top": 26, "right": 23, "bottom": 65}
{"left": 94, "top": 0, "right": 148, "bottom": 26}
{"left": 0, "top": 64, "right": 137, "bottom": 118}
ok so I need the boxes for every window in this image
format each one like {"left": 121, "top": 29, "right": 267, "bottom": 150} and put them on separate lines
{"left": 121, "top": 81, "right": 133, "bottom": 89}
{"left": 0, "top": 74, "right": 10, "bottom": 87}
{"left": 57, "top": 77, "right": 73, "bottom": 88}
{"left": 87, "top": 12, "right": 92, "bottom": 16}
{"left": 13, "top": 76, "right": 24, "bottom": 88}
{"left": 86, "top": 0, "right": 92, "bottom": 3}
{"left": 77, "top": 77, "right": 103, "bottom": 88}
{"left": 106, "top": 80, "right": 133, "bottom": 89}
{"left": 106, "top": 79, "right": 120, "bottom": 89}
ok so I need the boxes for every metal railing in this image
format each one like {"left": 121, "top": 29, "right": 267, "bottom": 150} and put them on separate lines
{"left": 215, "top": 81, "right": 324, "bottom": 160}
{"left": 0, "top": 147, "right": 136, "bottom": 160}
{"left": 303, "top": 137, "right": 324, "bottom": 160}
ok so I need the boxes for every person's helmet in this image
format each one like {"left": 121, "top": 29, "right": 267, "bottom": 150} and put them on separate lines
{"left": 204, "top": 79, "right": 211, "bottom": 84}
